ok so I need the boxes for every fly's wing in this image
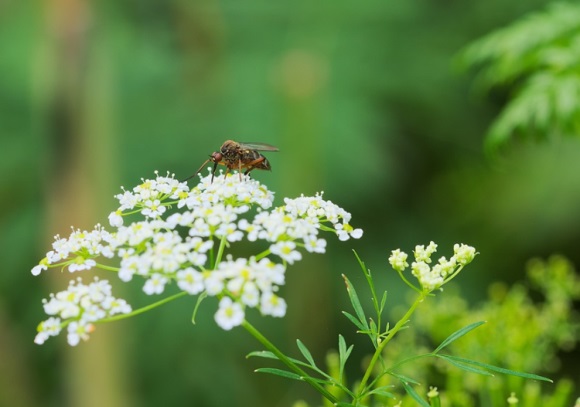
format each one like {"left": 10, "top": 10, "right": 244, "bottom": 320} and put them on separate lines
{"left": 238, "top": 142, "right": 279, "bottom": 152}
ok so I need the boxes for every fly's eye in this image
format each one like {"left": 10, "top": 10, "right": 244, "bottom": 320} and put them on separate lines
{"left": 212, "top": 152, "right": 223, "bottom": 162}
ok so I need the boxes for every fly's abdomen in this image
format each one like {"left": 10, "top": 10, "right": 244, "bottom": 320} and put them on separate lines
{"left": 240, "top": 149, "right": 271, "bottom": 170}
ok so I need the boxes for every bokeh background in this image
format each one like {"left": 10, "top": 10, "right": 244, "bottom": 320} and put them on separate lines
{"left": 1, "top": 1, "right": 579, "bottom": 406}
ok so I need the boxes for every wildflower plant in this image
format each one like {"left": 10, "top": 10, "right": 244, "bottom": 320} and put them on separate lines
{"left": 247, "top": 243, "right": 552, "bottom": 406}
{"left": 383, "top": 255, "right": 580, "bottom": 407}
{"left": 32, "top": 170, "right": 553, "bottom": 406}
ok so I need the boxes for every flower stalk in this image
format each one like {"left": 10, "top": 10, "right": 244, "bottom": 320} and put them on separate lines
{"left": 356, "top": 290, "right": 427, "bottom": 397}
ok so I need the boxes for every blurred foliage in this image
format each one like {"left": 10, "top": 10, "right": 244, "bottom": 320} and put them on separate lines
{"left": 459, "top": 2, "right": 580, "bottom": 151}
{"left": 2, "top": 0, "right": 580, "bottom": 406}
{"left": 379, "top": 255, "right": 580, "bottom": 406}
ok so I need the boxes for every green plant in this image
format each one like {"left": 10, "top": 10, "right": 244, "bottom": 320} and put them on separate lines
{"left": 31, "top": 172, "right": 555, "bottom": 406}
{"left": 380, "top": 255, "right": 580, "bottom": 406}
{"left": 250, "top": 244, "right": 553, "bottom": 406}
{"left": 459, "top": 2, "right": 580, "bottom": 151}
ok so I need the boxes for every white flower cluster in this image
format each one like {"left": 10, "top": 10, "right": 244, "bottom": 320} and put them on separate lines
{"left": 32, "top": 225, "right": 114, "bottom": 276}
{"left": 389, "top": 242, "right": 476, "bottom": 291}
{"left": 209, "top": 257, "right": 287, "bottom": 329}
{"left": 32, "top": 171, "right": 363, "bottom": 343}
{"left": 34, "top": 278, "right": 131, "bottom": 346}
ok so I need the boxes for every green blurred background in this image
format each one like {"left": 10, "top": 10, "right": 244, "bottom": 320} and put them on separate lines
{"left": 1, "top": 0, "right": 579, "bottom": 406}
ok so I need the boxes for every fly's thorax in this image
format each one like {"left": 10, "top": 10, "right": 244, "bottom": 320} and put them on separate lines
{"left": 220, "top": 140, "right": 239, "bottom": 154}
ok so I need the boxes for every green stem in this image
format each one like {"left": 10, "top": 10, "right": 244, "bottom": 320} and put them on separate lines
{"left": 442, "top": 264, "right": 465, "bottom": 286}
{"left": 242, "top": 320, "right": 339, "bottom": 404}
{"left": 355, "top": 291, "right": 427, "bottom": 398}
{"left": 397, "top": 270, "right": 421, "bottom": 293}
{"left": 121, "top": 208, "right": 143, "bottom": 216}
{"left": 214, "top": 234, "right": 228, "bottom": 267}
{"left": 96, "top": 263, "right": 121, "bottom": 272}
{"left": 254, "top": 249, "right": 271, "bottom": 261}
{"left": 209, "top": 241, "right": 215, "bottom": 269}
{"left": 98, "top": 291, "right": 188, "bottom": 323}
{"left": 319, "top": 224, "right": 336, "bottom": 233}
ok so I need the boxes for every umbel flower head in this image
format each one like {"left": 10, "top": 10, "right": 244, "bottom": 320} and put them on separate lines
{"left": 33, "top": 170, "right": 363, "bottom": 345}
{"left": 389, "top": 241, "right": 477, "bottom": 292}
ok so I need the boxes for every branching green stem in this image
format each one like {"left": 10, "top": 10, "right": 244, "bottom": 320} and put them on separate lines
{"left": 98, "top": 291, "right": 188, "bottom": 323}
{"left": 254, "top": 249, "right": 271, "bottom": 261}
{"left": 443, "top": 264, "right": 465, "bottom": 286}
{"left": 396, "top": 270, "right": 421, "bottom": 293}
{"left": 355, "top": 290, "right": 428, "bottom": 398}
{"left": 96, "top": 263, "right": 121, "bottom": 272}
{"left": 242, "top": 320, "right": 339, "bottom": 404}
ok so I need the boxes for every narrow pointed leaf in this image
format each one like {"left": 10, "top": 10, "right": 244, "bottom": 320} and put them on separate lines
{"left": 389, "top": 372, "right": 421, "bottom": 385}
{"left": 369, "top": 390, "right": 395, "bottom": 398}
{"left": 338, "top": 335, "right": 348, "bottom": 381}
{"left": 367, "top": 385, "right": 396, "bottom": 399}
{"left": 354, "top": 250, "right": 381, "bottom": 317}
{"left": 400, "top": 382, "right": 431, "bottom": 407}
{"left": 255, "top": 368, "right": 302, "bottom": 381}
{"left": 342, "top": 274, "right": 369, "bottom": 330}
{"left": 337, "top": 335, "right": 354, "bottom": 385}
{"left": 436, "top": 354, "right": 494, "bottom": 376}
{"left": 246, "top": 351, "right": 316, "bottom": 373}
{"left": 338, "top": 334, "right": 347, "bottom": 362}
{"left": 379, "top": 291, "right": 387, "bottom": 314}
{"left": 297, "top": 339, "right": 317, "bottom": 367}
{"left": 441, "top": 355, "right": 553, "bottom": 382}
{"left": 246, "top": 350, "right": 278, "bottom": 360}
{"left": 369, "top": 319, "right": 378, "bottom": 335}
{"left": 433, "top": 321, "right": 486, "bottom": 353}
{"left": 342, "top": 311, "right": 366, "bottom": 331}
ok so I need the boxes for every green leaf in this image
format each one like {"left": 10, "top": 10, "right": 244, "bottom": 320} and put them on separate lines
{"left": 342, "top": 311, "right": 366, "bottom": 331}
{"left": 433, "top": 321, "right": 486, "bottom": 353}
{"left": 337, "top": 334, "right": 353, "bottom": 382}
{"left": 338, "top": 334, "right": 347, "bottom": 362}
{"left": 296, "top": 339, "right": 317, "bottom": 367}
{"left": 354, "top": 250, "right": 383, "bottom": 321}
{"left": 369, "top": 319, "right": 378, "bottom": 338}
{"left": 367, "top": 385, "right": 395, "bottom": 399}
{"left": 440, "top": 355, "right": 553, "bottom": 382}
{"left": 255, "top": 368, "right": 303, "bottom": 381}
{"left": 353, "top": 250, "right": 374, "bottom": 293}
{"left": 190, "top": 291, "right": 207, "bottom": 324}
{"left": 246, "top": 350, "right": 278, "bottom": 360}
{"left": 379, "top": 291, "right": 387, "bottom": 314}
{"left": 459, "top": 2, "right": 580, "bottom": 150}
{"left": 389, "top": 372, "right": 421, "bottom": 385}
{"left": 247, "top": 351, "right": 318, "bottom": 372}
{"left": 400, "top": 381, "right": 431, "bottom": 407}
{"left": 436, "top": 354, "right": 494, "bottom": 376}
{"left": 342, "top": 274, "right": 369, "bottom": 330}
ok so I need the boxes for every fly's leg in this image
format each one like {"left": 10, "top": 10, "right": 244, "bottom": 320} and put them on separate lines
{"left": 210, "top": 161, "right": 219, "bottom": 183}
{"left": 243, "top": 157, "right": 266, "bottom": 177}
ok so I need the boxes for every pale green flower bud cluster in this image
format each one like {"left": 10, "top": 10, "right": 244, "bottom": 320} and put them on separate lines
{"left": 389, "top": 242, "right": 476, "bottom": 292}
{"left": 32, "top": 170, "right": 363, "bottom": 343}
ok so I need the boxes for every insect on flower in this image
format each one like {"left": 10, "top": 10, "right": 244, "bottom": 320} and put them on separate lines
{"left": 183, "top": 140, "right": 279, "bottom": 183}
